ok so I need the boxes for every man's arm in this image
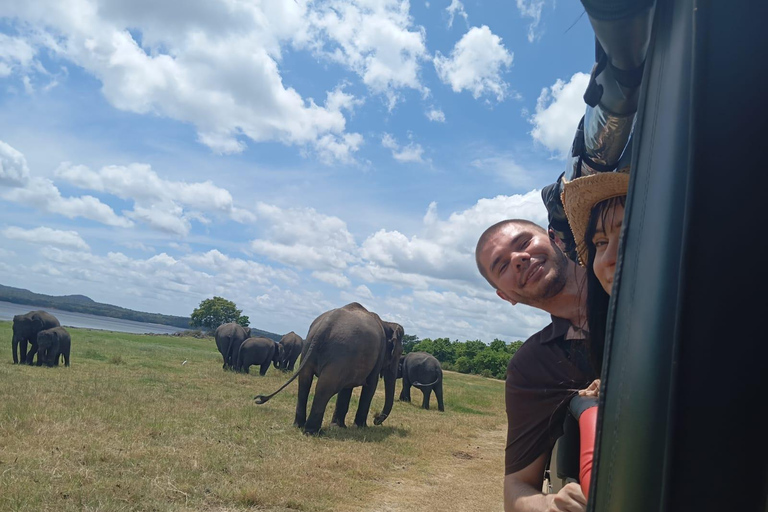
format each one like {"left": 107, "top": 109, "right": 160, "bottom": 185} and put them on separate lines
{"left": 504, "top": 453, "right": 587, "bottom": 512}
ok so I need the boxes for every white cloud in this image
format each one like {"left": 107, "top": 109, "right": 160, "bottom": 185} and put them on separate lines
{"left": 306, "top": 0, "right": 429, "bottom": 109}
{"left": 529, "top": 72, "right": 590, "bottom": 157}
{"left": 311, "top": 270, "right": 351, "bottom": 288}
{"left": 4, "top": 176, "right": 132, "bottom": 228}
{"left": 2, "top": 0, "right": 362, "bottom": 162}
{"left": 426, "top": 108, "right": 446, "bottom": 122}
{"left": 54, "top": 161, "right": 256, "bottom": 235}
{"left": 446, "top": 0, "right": 468, "bottom": 28}
{"left": 358, "top": 190, "right": 547, "bottom": 286}
{"left": 517, "top": 0, "right": 545, "bottom": 43}
{"left": 250, "top": 203, "right": 358, "bottom": 271}
{"left": 382, "top": 133, "right": 425, "bottom": 163}
{"left": 2, "top": 226, "right": 90, "bottom": 250}
{"left": 0, "top": 140, "right": 31, "bottom": 187}
{"left": 434, "top": 26, "right": 513, "bottom": 102}
{"left": 0, "top": 33, "right": 36, "bottom": 77}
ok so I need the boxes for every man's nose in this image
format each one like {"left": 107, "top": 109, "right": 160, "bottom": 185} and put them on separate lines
{"left": 510, "top": 250, "right": 529, "bottom": 270}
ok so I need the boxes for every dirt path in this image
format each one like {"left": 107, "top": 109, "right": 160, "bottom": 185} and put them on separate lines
{"left": 359, "top": 423, "right": 506, "bottom": 512}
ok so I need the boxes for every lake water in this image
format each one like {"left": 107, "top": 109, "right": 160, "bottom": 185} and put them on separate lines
{"left": 0, "top": 301, "right": 187, "bottom": 334}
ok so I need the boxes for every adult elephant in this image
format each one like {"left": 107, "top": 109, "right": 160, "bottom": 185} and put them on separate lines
{"left": 238, "top": 337, "right": 280, "bottom": 375}
{"left": 214, "top": 323, "right": 251, "bottom": 370}
{"left": 255, "top": 302, "right": 404, "bottom": 435}
{"left": 398, "top": 352, "right": 444, "bottom": 411}
{"left": 36, "top": 327, "right": 71, "bottom": 367}
{"left": 277, "top": 331, "right": 303, "bottom": 371}
{"left": 12, "top": 310, "right": 60, "bottom": 365}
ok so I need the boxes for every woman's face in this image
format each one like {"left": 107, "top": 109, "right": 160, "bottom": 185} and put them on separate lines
{"left": 591, "top": 201, "right": 625, "bottom": 296}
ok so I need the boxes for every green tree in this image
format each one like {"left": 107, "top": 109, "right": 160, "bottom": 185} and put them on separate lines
{"left": 489, "top": 338, "right": 507, "bottom": 352}
{"left": 402, "top": 334, "right": 420, "bottom": 354}
{"left": 431, "top": 337, "right": 455, "bottom": 363}
{"left": 455, "top": 355, "right": 473, "bottom": 374}
{"left": 190, "top": 296, "right": 249, "bottom": 331}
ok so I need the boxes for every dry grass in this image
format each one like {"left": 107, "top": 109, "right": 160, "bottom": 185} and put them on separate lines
{"left": 0, "top": 321, "right": 506, "bottom": 511}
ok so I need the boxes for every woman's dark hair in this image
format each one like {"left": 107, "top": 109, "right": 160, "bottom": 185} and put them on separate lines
{"left": 583, "top": 195, "right": 626, "bottom": 375}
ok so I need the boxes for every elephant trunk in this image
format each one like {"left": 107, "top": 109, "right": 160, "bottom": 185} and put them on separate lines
{"left": 374, "top": 367, "right": 397, "bottom": 425}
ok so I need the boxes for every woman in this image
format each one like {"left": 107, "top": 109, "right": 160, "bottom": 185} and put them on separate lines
{"left": 559, "top": 169, "right": 630, "bottom": 498}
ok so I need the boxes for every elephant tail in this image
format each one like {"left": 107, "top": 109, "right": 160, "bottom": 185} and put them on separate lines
{"left": 254, "top": 330, "right": 322, "bottom": 405}
{"left": 413, "top": 377, "right": 440, "bottom": 388}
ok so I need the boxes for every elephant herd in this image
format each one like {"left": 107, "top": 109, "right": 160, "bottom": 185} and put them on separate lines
{"left": 254, "top": 302, "right": 444, "bottom": 435}
{"left": 11, "top": 310, "right": 72, "bottom": 367}
{"left": 214, "top": 323, "right": 304, "bottom": 375}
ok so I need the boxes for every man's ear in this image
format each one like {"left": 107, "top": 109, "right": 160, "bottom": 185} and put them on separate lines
{"left": 497, "top": 289, "right": 518, "bottom": 306}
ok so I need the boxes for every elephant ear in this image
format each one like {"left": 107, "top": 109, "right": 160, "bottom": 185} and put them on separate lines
{"left": 32, "top": 316, "right": 44, "bottom": 332}
{"left": 382, "top": 322, "right": 404, "bottom": 366}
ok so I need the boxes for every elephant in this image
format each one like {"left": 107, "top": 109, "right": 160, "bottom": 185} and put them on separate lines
{"left": 277, "top": 331, "right": 304, "bottom": 371}
{"left": 398, "top": 352, "right": 444, "bottom": 411}
{"left": 238, "top": 337, "right": 280, "bottom": 375}
{"left": 36, "top": 327, "right": 71, "bottom": 367}
{"left": 255, "top": 302, "right": 404, "bottom": 435}
{"left": 214, "top": 323, "right": 251, "bottom": 370}
{"left": 12, "top": 310, "right": 61, "bottom": 365}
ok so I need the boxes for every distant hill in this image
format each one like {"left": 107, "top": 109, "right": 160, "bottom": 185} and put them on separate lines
{"left": 0, "top": 284, "right": 282, "bottom": 340}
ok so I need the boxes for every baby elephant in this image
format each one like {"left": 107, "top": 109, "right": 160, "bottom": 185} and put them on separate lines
{"left": 36, "top": 327, "right": 71, "bottom": 367}
{"left": 238, "top": 337, "right": 279, "bottom": 375}
{"left": 398, "top": 352, "right": 444, "bottom": 411}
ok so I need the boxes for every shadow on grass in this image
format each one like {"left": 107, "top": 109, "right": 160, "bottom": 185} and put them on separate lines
{"left": 320, "top": 424, "right": 409, "bottom": 442}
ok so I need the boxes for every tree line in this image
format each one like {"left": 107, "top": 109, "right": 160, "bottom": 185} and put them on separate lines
{"left": 402, "top": 334, "right": 524, "bottom": 380}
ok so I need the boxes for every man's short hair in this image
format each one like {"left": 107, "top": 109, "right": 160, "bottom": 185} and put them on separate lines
{"left": 475, "top": 219, "right": 547, "bottom": 289}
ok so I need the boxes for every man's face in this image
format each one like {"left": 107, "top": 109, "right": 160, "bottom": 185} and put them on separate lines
{"left": 478, "top": 223, "right": 569, "bottom": 307}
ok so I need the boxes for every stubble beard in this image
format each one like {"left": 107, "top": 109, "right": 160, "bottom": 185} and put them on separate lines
{"left": 537, "top": 247, "right": 569, "bottom": 301}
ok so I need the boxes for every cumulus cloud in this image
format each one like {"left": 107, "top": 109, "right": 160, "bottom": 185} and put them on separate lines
{"left": 250, "top": 203, "right": 358, "bottom": 271}
{"left": 357, "top": 190, "right": 547, "bottom": 287}
{"left": 2, "top": 0, "right": 362, "bottom": 162}
{"left": 425, "top": 108, "right": 446, "bottom": 122}
{"left": 0, "top": 140, "right": 31, "bottom": 187}
{"left": 382, "top": 133, "right": 425, "bottom": 163}
{"left": 311, "top": 270, "right": 351, "bottom": 288}
{"left": 306, "top": 0, "right": 429, "bottom": 109}
{"left": 434, "top": 26, "right": 513, "bottom": 101}
{"left": 0, "top": 33, "right": 36, "bottom": 78}
{"left": 446, "top": 0, "right": 468, "bottom": 28}
{"left": 55, "top": 162, "right": 255, "bottom": 235}
{"left": 3, "top": 176, "right": 132, "bottom": 227}
{"left": 517, "top": 0, "right": 545, "bottom": 43}
{"left": 2, "top": 226, "right": 90, "bottom": 250}
{"left": 529, "top": 72, "right": 590, "bottom": 157}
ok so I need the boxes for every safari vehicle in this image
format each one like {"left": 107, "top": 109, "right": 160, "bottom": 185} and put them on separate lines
{"left": 544, "top": 0, "right": 768, "bottom": 510}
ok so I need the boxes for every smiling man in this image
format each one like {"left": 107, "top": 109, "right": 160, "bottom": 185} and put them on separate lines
{"left": 475, "top": 219, "right": 596, "bottom": 512}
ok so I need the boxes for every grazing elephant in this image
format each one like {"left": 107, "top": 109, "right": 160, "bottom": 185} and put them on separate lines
{"left": 255, "top": 302, "right": 404, "bottom": 435}
{"left": 214, "top": 323, "right": 251, "bottom": 370}
{"left": 277, "top": 331, "right": 303, "bottom": 371}
{"left": 12, "top": 310, "right": 61, "bottom": 365}
{"left": 36, "top": 327, "right": 71, "bottom": 367}
{"left": 399, "top": 352, "right": 444, "bottom": 411}
{"left": 238, "top": 337, "right": 280, "bottom": 375}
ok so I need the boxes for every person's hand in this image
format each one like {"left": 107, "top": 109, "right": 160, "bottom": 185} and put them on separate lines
{"left": 546, "top": 482, "right": 587, "bottom": 512}
{"left": 578, "top": 379, "right": 600, "bottom": 398}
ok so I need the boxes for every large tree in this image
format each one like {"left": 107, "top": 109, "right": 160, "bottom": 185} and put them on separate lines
{"left": 190, "top": 296, "right": 250, "bottom": 331}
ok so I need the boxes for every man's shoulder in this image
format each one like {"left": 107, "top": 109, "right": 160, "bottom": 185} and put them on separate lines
{"left": 507, "top": 319, "right": 568, "bottom": 374}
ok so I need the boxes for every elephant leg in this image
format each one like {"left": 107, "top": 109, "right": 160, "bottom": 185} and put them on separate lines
{"left": 331, "top": 388, "right": 353, "bottom": 428}
{"left": 421, "top": 388, "right": 432, "bottom": 410}
{"left": 64, "top": 351, "right": 70, "bottom": 367}
{"left": 259, "top": 363, "right": 269, "bottom": 376}
{"left": 435, "top": 382, "right": 445, "bottom": 412}
{"left": 399, "top": 375, "right": 411, "bottom": 402}
{"left": 54, "top": 352, "right": 61, "bottom": 366}
{"left": 19, "top": 340, "right": 28, "bottom": 365}
{"left": 242, "top": 364, "right": 250, "bottom": 374}
{"left": 354, "top": 381, "right": 379, "bottom": 428}
{"left": 293, "top": 369, "right": 313, "bottom": 429}
{"left": 304, "top": 377, "right": 338, "bottom": 435}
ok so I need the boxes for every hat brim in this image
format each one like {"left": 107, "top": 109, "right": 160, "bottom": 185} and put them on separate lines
{"left": 561, "top": 172, "right": 630, "bottom": 265}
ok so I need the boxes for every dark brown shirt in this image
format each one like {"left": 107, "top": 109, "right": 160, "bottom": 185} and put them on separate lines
{"left": 505, "top": 316, "right": 596, "bottom": 475}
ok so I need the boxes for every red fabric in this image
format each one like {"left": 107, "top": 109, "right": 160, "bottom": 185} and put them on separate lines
{"left": 578, "top": 406, "right": 598, "bottom": 498}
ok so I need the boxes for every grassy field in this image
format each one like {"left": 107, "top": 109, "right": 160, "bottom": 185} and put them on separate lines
{"left": 0, "top": 322, "right": 507, "bottom": 512}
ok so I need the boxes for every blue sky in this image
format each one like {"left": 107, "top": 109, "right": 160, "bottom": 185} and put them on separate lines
{"left": 0, "top": 0, "right": 595, "bottom": 342}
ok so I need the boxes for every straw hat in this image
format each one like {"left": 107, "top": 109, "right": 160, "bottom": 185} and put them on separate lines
{"left": 561, "top": 171, "right": 630, "bottom": 265}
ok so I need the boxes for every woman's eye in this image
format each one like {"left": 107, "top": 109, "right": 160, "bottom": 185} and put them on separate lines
{"left": 594, "top": 239, "right": 608, "bottom": 249}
